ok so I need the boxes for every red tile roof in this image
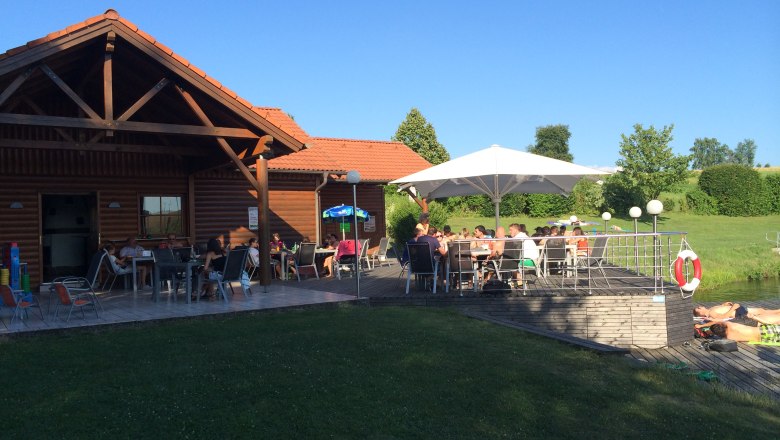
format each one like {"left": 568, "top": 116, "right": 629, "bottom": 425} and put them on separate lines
{"left": 0, "top": 9, "right": 309, "bottom": 146}
{"left": 268, "top": 137, "right": 431, "bottom": 183}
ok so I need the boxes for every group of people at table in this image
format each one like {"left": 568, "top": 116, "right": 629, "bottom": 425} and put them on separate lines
{"left": 405, "top": 213, "right": 593, "bottom": 288}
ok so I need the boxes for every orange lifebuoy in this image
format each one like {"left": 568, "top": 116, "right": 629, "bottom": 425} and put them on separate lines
{"left": 674, "top": 250, "right": 702, "bottom": 292}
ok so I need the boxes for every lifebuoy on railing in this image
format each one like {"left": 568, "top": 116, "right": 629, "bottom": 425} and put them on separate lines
{"left": 674, "top": 250, "right": 702, "bottom": 292}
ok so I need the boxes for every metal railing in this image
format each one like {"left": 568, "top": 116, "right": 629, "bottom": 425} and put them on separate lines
{"left": 442, "top": 231, "right": 692, "bottom": 295}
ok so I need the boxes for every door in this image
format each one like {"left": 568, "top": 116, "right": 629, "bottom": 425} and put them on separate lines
{"left": 41, "top": 193, "right": 98, "bottom": 281}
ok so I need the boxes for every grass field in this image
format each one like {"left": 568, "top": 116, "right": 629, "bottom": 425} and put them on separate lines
{"left": 445, "top": 212, "right": 780, "bottom": 291}
{"left": 1, "top": 306, "right": 778, "bottom": 438}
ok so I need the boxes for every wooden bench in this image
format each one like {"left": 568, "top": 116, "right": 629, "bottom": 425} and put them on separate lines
{"left": 462, "top": 310, "right": 630, "bottom": 354}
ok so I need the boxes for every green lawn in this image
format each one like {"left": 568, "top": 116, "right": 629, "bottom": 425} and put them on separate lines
{"left": 446, "top": 212, "right": 780, "bottom": 291}
{"left": 1, "top": 307, "right": 778, "bottom": 438}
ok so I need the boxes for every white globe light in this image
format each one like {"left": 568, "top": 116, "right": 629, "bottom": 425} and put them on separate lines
{"left": 629, "top": 207, "right": 642, "bottom": 218}
{"left": 346, "top": 170, "right": 361, "bottom": 184}
{"left": 601, "top": 212, "right": 612, "bottom": 221}
{"left": 646, "top": 200, "right": 663, "bottom": 215}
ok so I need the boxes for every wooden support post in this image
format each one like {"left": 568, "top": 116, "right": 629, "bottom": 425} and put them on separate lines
{"left": 257, "top": 158, "right": 271, "bottom": 291}
{"left": 0, "top": 67, "right": 33, "bottom": 107}
{"left": 188, "top": 174, "right": 197, "bottom": 246}
{"left": 103, "top": 32, "right": 115, "bottom": 136}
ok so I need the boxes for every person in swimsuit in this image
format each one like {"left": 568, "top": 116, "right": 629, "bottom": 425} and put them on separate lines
{"left": 705, "top": 321, "right": 780, "bottom": 343}
{"left": 693, "top": 302, "right": 780, "bottom": 320}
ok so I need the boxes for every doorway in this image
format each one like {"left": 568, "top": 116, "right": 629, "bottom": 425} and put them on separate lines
{"left": 41, "top": 193, "right": 99, "bottom": 281}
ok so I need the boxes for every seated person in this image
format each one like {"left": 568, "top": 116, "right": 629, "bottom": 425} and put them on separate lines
{"left": 415, "top": 213, "right": 430, "bottom": 236}
{"left": 105, "top": 243, "right": 148, "bottom": 289}
{"left": 701, "top": 320, "right": 780, "bottom": 343}
{"left": 269, "top": 232, "right": 295, "bottom": 278}
{"left": 118, "top": 238, "right": 151, "bottom": 288}
{"left": 120, "top": 237, "right": 145, "bottom": 258}
{"left": 571, "top": 227, "right": 589, "bottom": 257}
{"left": 200, "top": 238, "right": 226, "bottom": 300}
{"left": 321, "top": 234, "right": 339, "bottom": 278}
{"left": 159, "top": 233, "right": 183, "bottom": 249}
{"left": 247, "top": 238, "right": 260, "bottom": 266}
{"left": 417, "top": 226, "right": 447, "bottom": 259}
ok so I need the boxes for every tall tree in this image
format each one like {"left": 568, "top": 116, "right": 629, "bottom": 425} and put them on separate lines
{"left": 689, "top": 137, "right": 732, "bottom": 169}
{"left": 392, "top": 108, "right": 450, "bottom": 165}
{"left": 529, "top": 124, "right": 573, "bottom": 162}
{"left": 612, "top": 123, "right": 690, "bottom": 202}
{"left": 733, "top": 138, "right": 757, "bottom": 167}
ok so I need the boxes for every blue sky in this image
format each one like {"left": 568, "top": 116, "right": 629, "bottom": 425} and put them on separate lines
{"left": 2, "top": 1, "right": 778, "bottom": 167}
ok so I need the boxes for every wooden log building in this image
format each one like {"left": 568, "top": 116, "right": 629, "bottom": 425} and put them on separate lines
{"left": 0, "top": 10, "right": 430, "bottom": 286}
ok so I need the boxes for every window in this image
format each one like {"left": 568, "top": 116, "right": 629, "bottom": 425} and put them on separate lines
{"left": 140, "top": 195, "right": 184, "bottom": 237}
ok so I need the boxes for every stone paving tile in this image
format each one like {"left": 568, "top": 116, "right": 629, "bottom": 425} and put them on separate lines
{"left": 0, "top": 282, "right": 356, "bottom": 335}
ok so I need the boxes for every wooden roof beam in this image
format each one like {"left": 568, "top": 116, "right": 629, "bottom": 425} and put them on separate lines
{"left": 0, "top": 112, "right": 260, "bottom": 138}
{"left": 0, "top": 137, "right": 210, "bottom": 156}
{"left": 20, "top": 96, "right": 76, "bottom": 143}
{"left": 0, "top": 67, "right": 34, "bottom": 107}
{"left": 175, "top": 83, "right": 263, "bottom": 194}
{"left": 117, "top": 78, "right": 169, "bottom": 121}
{"left": 40, "top": 64, "right": 101, "bottom": 120}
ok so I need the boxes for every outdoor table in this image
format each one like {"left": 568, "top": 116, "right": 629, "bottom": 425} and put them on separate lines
{"left": 315, "top": 248, "right": 337, "bottom": 276}
{"left": 270, "top": 249, "right": 289, "bottom": 280}
{"left": 130, "top": 255, "right": 155, "bottom": 294}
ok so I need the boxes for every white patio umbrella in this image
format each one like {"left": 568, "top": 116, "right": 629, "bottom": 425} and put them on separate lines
{"left": 390, "top": 144, "right": 611, "bottom": 229}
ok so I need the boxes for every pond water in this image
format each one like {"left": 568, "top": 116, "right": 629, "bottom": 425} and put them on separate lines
{"left": 691, "top": 278, "right": 780, "bottom": 303}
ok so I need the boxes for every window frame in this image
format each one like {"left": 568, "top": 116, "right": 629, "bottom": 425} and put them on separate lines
{"left": 139, "top": 194, "right": 186, "bottom": 238}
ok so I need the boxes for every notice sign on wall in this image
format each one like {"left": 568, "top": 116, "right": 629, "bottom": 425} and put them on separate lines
{"left": 248, "top": 207, "right": 258, "bottom": 230}
{"left": 364, "top": 216, "right": 376, "bottom": 233}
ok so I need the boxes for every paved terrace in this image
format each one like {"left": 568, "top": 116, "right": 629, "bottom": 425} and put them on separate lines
{"left": 2, "top": 263, "right": 778, "bottom": 401}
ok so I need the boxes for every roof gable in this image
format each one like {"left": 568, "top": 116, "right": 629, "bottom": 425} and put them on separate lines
{"left": 0, "top": 9, "right": 304, "bottom": 153}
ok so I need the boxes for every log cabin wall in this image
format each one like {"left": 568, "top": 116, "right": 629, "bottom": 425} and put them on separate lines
{"left": 192, "top": 171, "right": 318, "bottom": 249}
{"left": 0, "top": 147, "right": 188, "bottom": 286}
{"left": 320, "top": 183, "right": 385, "bottom": 251}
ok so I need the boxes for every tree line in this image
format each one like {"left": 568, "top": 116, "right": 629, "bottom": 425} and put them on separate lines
{"left": 389, "top": 107, "right": 773, "bottom": 221}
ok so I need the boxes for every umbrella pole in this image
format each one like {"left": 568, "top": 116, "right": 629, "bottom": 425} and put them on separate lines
{"left": 494, "top": 198, "right": 500, "bottom": 231}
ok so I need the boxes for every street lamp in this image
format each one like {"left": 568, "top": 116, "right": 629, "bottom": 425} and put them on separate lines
{"left": 347, "top": 170, "right": 361, "bottom": 298}
{"left": 629, "top": 206, "right": 642, "bottom": 273}
{"left": 601, "top": 212, "right": 611, "bottom": 233}
{"left": 646, "top": 200, "right": 664, "bottom": 292}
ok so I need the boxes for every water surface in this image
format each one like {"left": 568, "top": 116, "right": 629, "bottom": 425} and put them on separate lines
{"left": 692, "top": 278, "right": 780, "bottom": 303}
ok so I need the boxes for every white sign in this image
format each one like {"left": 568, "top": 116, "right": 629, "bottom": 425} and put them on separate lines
{"left": 364, "top": 216, "right": 376, "bottom": 233}
{"left": 248, "top": 207, "right": 258, "bottom": 230}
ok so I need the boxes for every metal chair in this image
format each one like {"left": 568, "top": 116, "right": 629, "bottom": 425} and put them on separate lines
{"left": 103, "top": 250, "right": 138, "bottom": 292}
{"left": 1, "top": 284, "right": 44, "bottom": 327}
{"left": 543, "top": 238, "right": 570, "bottom": 286}
{"left": 53, "top": 282, "right": 98, "bottom": 322}
{"left": 334, "top": 240, "right": 359, "bottom": 280}
{"left": 48, "top": 250, "right": 106, "bottom": 315}
{"left": 292, "top": 243, "right": 319, "bottom": 281}
{"left": 358, "top": 239, "right": 371, "bottom": 270}
{"left": 445, "top": 241, "right": 478, "bottom": 293}
{"left": 152, "top": 248, "right": 183, "bottom": 296}
{"left": 208, "top": 247, "right": 250, "bottom": 302}
{"left": 570, "top": 236, "right": 611, "bottom": 291}
{"left": 405, "top": 242, "right": 439, "bottom": 294}
{"left": 370, "top": 237, "right": 392, "bottom": 268}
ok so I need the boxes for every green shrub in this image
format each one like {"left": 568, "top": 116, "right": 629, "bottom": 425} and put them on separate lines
{"left": 659, "top": 196, "right": 676, "bottom": 212}
{"left": 442, "top": 195, "right": 493, "bottom": 216}
{"left": 685, "top": 189, "right": 718, "bottom": 215}
{"left": 386, "top": 198, "right": 448, "bottom": 246}
{"left": 602, "top": 177, "right": 643, "bottom": 214}
{"left": 525, "top": 194, "right": 572, "bottom": 217}
{"left": 698, "top": 164, "right": 769, "bottom": 216}
{"left": 499, "top": 193, "right": 527, "bottom": 216}
{"left": 570, "top": 179, "right": 604, "bottom": 215}
{"left": 765, "top": 174, "right": 780, "bottom": 214}
{"left": 387, "top": 198, "right": 419, "bottom": 246}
